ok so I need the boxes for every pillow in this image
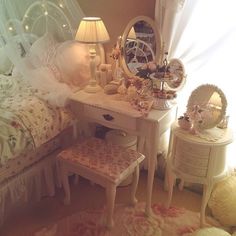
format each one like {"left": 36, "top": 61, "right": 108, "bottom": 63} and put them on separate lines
{"left": 20, "top": 36, "right": 90, "bottom": 106}
{"left": 208, "top": 175, "right": 236, "bottom": 226}
{"left": 28, "top": 36, "right": 90, "bottom": 90}
{"left": 54, "top": 40, "right": 90, "bottom": 90}
{"left": 0, "top": 47, "right": 12, "bottom": 75}
{"left": 28, "top": 32, "right": 59, "bottom": 67}
{"left": 192, "top": 227, "right": 231, "bottom": 236}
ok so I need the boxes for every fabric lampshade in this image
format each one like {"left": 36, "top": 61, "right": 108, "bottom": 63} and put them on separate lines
{"left": 75, "top": 17, "right": 110, "bottom": 44}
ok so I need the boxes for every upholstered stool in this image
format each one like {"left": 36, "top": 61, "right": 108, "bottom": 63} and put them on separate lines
{"left": 57, "top": 137, "right": 145, "bottom": 228}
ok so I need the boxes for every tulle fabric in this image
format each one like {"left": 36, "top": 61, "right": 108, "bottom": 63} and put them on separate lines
{"left": 24, "top": 67, "right": 73, "bottom": 107}
{"left": 0, "top": 0, "right": 85, "bottom": 107}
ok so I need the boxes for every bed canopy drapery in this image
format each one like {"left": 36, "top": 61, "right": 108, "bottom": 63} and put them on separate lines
{"left": 0, "top": 0, "right": 85, "bottom": 107}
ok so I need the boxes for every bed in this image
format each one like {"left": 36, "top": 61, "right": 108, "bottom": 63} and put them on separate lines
{"left": 0, "top": 0, "right": 92, "bottom": 225}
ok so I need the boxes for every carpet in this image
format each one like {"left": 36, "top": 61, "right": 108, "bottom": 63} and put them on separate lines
{"left": 34, "top": 202, "right": 224, "bottom": 236}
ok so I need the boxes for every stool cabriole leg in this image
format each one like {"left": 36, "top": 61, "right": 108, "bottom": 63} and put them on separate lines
{"left": 61, "top": 163, "right": 71, "bottom": 205}
{"left": 105, "top": 184, "right": 116, "bottom": 229}
{"left": 130, "top": 165, "right": 139, "bottom": 205}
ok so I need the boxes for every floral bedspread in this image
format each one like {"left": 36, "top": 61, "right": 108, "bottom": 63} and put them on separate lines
{"left": 0, "top": 75, "right": 75, "bottom": 164}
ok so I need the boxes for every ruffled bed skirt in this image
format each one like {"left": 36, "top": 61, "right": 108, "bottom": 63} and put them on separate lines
{"left": 0, "top": 151, "right": 60, "bottom": 226}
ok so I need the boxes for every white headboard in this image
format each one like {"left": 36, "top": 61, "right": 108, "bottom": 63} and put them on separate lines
{"left": 0, "top": 0, "right": 85, "bottom": 42}
{"left": 0, "top": 0, "right": 105, "bottom": 73}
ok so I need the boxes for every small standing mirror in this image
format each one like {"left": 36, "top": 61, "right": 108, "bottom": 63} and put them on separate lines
{"left": 119, "top": 15, "right": 187, "bottom": 111}
{"left": 187, "top": 84, "right": 227, "bottom": 130}
{"left": 165, "top": 58, "right": 186, "bottom": 91}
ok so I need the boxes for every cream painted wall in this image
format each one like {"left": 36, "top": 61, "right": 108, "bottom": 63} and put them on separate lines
{"left": 78, "top": 0, "right": 156, "bottom": 63}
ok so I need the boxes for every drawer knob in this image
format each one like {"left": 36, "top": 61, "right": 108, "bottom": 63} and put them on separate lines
{"left": 103, "top": 114, "right": 114, "bottom": 121}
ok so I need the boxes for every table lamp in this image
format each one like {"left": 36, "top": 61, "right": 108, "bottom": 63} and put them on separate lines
{"left": 75, "top": 17, "right": 110, "bottom": 93}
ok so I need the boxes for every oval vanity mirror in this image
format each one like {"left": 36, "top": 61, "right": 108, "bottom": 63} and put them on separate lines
{"left": 187, "top": 84, "right": 227, "bottom": 130}
{"left": 120, "top": 16, "right": 162, "bottom": 77}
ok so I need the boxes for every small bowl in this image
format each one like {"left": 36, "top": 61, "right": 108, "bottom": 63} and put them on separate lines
{"left": 178, "top": 119, "right": 192, "bottom": 130}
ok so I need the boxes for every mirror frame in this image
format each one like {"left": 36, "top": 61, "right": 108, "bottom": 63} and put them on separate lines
{"left": 187, "top": 84, "right": 227, "bottom": 130}
{"left": 165, "top": 58, "right": 186, "bottom": 91}
{"left": 120, "top": 15, "right": 162, "bottom": 78}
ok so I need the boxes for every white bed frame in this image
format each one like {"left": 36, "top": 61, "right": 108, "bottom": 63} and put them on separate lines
{"left": 0, "top": 0, "right": 87, "bottom": 226}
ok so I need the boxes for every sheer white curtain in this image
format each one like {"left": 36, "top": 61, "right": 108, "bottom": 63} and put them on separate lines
{"left": 155, "top": 0, "right": 236, "bottom": 169}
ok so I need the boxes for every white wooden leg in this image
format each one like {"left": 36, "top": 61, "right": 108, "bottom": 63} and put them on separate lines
{"left": 200, "top": 183, "right": 213, "bottom": 227}
{"left": 105, "top": 184, "right": 116, "bottom": 229}
{"left": 130, "top": 166, "right": 139, "bottom": 205}
{"left": 166, "top": 165, "right": 176, "bottom": 208}
{"left": 61, "top": 164, "right": 71, "bottom": 205}
{"left": 145, "top": 153, "right": 156, "bottom": 217}
{"left": 164, "top": 167, "right": 169, "bottom": 191}
{"left": 178, "top": 179, "right": 184, "bottom": 191}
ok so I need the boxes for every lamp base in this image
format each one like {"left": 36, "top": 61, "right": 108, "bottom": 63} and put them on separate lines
{"left": 84, "top": 82, "right": 101, "bottom": 93}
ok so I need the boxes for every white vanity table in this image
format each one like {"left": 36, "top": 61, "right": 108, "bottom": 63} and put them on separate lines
{"left": 70, "top": 90, "right": 177, "bottom": 216}
{"left": 166, "top": 122, "right": 233, "bottom": 226}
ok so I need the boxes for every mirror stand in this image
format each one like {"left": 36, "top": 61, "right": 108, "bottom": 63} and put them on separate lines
{"left": 119, "top": 15, "right": 186, "bottom": 111}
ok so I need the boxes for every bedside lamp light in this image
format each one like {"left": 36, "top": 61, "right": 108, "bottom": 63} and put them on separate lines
{"left": 75, "top": 17, "right": 110, "bottom": 93}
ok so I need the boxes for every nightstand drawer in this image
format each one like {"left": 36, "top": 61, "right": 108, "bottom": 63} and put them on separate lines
{"left": 175, "top": 153, "right": 209, "bottom": 168}
{"left": 84, "top": 105, "right": 137, "bottom": 131}
{"left": 175, "top": 159, "right": 207, "bottom": 177}
{"left": 176, "top": 139, "right": 210, "bottom": 157}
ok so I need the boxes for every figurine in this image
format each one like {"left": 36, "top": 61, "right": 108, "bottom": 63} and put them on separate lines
{"left": 188, "top": 105, "right": 203, "bottom": 134}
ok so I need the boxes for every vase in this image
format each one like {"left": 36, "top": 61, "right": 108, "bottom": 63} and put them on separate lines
{"left": 113, "top": 59, "right": 123, "bottom": 81}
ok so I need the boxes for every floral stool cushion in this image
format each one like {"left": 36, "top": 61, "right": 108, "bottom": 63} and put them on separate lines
{"left": 58, "top": 137, "right": 145, "bottom": 184}
{"left": 57, "top": 137, "right": 145, "bottom": 228}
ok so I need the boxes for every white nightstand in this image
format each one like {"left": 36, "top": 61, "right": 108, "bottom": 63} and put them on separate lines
{"left": 166, "top": 122, "right": 233, "bottom": 226}
{"left": 70, "top": 90, "right": 177, "bottom": 216}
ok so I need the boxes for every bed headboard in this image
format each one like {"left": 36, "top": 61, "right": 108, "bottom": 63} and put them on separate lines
{"left": 0, "top": 0, "right": 105, "bottom": 75}
{"left": 0, "top": 0, "right": 85, "bottom": 42}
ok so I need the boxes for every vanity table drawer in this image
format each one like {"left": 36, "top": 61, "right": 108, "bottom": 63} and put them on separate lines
{"left": 176, "top": 139, "right": 210, "bottom": 157}
{"left": 84, "top": 105, "right": 137, "bottom": 131}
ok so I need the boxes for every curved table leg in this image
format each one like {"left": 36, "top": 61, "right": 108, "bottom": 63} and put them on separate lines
{"left": 144, "top": 123, "right": 159, "bottom": 218}
{"left": 145, "top": 144, "right": 156, "bottom": 217}
{"left": 166, "top": 164, "right": 176, "bottom": 208}
{"left": 200, "top": 183, "right": 213, "bottom": 227}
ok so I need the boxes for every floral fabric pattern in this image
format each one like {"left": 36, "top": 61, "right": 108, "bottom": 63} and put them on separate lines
{"left": 0, "top": 136, "right": 61, "bottom": 184}
{"left": 0, "top": 75, "right": 75, "bottom": 164}
{"left": 34, "top": 202, "right": 222, "bottom": 236}
{"left": 58, "top": 137, "right": 145, "bottom": 184}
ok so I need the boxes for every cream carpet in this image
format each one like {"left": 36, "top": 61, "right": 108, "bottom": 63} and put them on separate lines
{"left": 34, "top": 202, "right": 223, "bottom": 236}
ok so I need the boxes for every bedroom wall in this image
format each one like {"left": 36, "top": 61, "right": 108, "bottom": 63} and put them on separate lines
{"left": 78, "top": 0, "right": 156, "bottom": 63}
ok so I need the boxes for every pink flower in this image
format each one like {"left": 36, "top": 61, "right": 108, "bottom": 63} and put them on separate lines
{"left": 152, "top": 204, "right": 185, "bottom": 218}
{"left": 11, "top": 121, "right": 21, "bottom": 129}
{"left": 177, "top": 226, "right": 198, "bottom": 235}
{"left": 111, "top": 46, "right": 121, "bottom": 60}
{"left": 70, "top": 220, "right": 106, "bottom": 236}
